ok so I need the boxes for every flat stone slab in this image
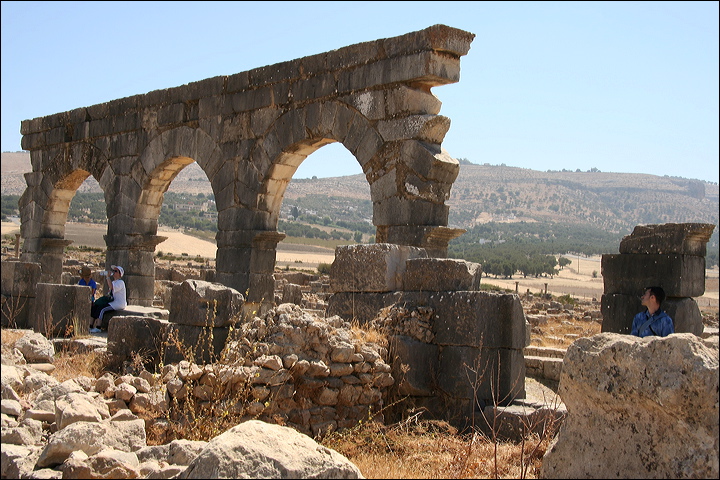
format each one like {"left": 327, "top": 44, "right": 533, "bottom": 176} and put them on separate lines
{"left": 52, "top": 336, "right": 107, "bottom": 354}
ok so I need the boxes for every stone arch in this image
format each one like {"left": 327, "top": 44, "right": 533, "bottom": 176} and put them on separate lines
{"left": 254, "top": 101, "right": 382, "bottom": 228}
{"left": 108, "top": 126, "right": 225, "bottom": 305}
{"left": 19, "top": 141, "right": 109, "bottom": 281}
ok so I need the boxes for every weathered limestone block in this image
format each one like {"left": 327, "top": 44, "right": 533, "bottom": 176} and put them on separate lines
{"left": 412, "top": 291, "right": 526, "bottom": 349}
{"left": 619, "top": 222, "right": 715, "bottom": 256}
{"left": 601, "top": 253, "right": 706, "bottom": 297}
{"left": 403, "top": 257, "right": 481, "bottom": 291}
{"left": 601, "top": 293, "right": 704, "bottom": 336}
{"left": 169, "top": 280, "right": 244, "bottom": 327}
{"left": 30, "top": 283, "right": 91, "bottom": 337}
{"left": 330, "top": 243, "right": 427, "bottom": 293}
{"left": 178, "top": 419, "right": 362, "bottom": 479}
{"left": 1, "top": 261, "right": 42, "bottom": 328}
{"left": 1, "top": 261, "right": 42, "bottom": 297}
{"left": 107, "top": 316, "right": 170, "bottom": 368}
{"left": 98, "top": 304, "right": 169, "bottom": 331}
{"left": 388, "top": 335, "right": 438, "bottom": 396}
{"left": 540, "top": 333, "right": 719, "bottom": 479}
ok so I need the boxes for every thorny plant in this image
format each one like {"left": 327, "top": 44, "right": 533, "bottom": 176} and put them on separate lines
{"left": 1, "top": 294, "right": 27, "bottom": 329}
{"left": 459, "top": 348, "right": 564, "bottom": 479}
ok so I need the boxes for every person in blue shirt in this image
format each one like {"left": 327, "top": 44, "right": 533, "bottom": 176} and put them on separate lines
{"left": 631, "top": 286, "right": 675, "bottom": 337}
{"left": 78, "top": 265, "right": 97, "bottom": 303}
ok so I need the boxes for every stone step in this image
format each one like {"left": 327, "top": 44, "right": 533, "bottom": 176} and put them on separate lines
{"left": 524, "top": 345, "right": 566, "bottom": 358}
{"left": 525, "top": 355, "right": 564, "bottom": 382}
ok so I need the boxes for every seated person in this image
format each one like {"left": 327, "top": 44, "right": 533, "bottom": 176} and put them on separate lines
{"left": 78, "top": 265, "right": 97, "bottom": 303}
{"left": 90, "top": 265, "right": 127, "bottom": 333}
{"left": 631, "top": 286, "right": 674, "bottom": 338}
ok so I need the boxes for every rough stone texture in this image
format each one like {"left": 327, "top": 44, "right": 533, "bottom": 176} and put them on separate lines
{"left": 178, "top": 420, "right": 362, "bottom": 479}
{"left": 36, "top": 419, "right": 147, "bottom": 468}
{"left": 14, "top": 331, "right": 55, "bottom": 364}
{"left": 162, "top": 323, "right": 232, "bottom": 365}
{"left": 619, "top": 222, "right": 715, "bottom": 256}
{"left": 403, "top": 257, "right": 482, "bottom": 291}
{"left": 330, "top": 243, "right": 428, "bottom": 293}
{"left": 1, "top": 261, "right": 42, "bottom": 329}
{"left": 281, "top": 283, "right": 303, "bottom": 305}
{"left": 326, "top": 291, "right": 402, "bottom": 325}
{"left": 99, "top": 304, "right": 169, "bottom": 331}
{"left": 540, "top": 333, "right": 719, "bottom": 479}
{"left": 29, "top": 283, "right": 90, "bottom": 338}
{"left": 18, "top": 25, "right": 475, "bottom": 307}
{"left": 169, "top": 280, "right": 244, "bottom": 327}
{"left": 106, "top": 316, "right": 170, "bottom": 370}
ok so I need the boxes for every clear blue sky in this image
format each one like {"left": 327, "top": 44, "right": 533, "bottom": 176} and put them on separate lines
{"left": 2, "top": 1, "right": 718, "bottom": 183}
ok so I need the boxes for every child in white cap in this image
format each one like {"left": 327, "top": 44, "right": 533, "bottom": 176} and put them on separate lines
{"left": 90, "top": 265, "right": 127, "bottom": 333}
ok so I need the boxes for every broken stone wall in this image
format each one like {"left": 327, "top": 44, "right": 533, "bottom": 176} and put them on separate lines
{"left": 327, "top": 243, "right": 527, "bottom": 431}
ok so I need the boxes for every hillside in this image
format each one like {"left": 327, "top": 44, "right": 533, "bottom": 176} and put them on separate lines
{"left": 3, "top": 150, "right": 718, "bottom": 235}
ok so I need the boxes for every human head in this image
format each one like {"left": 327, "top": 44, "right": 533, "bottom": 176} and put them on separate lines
{"left": 80, "top": 265, "right": 92, "bottom": 278}
{"left": 641, "top": 286, "right": 665, "bottom": 307}
{"left": 110, "top": 265, "right": 124, "bottom": 278}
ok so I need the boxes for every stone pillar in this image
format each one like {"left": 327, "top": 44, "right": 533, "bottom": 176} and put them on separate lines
{"left": 216, "top": 229, "right": 285, "bottom": 313}
{"left": 31, "top": 238, "right": 73, "bottom": 283}
{"left": 104, "top": 233, "right": 168, "bottom": 306}
{"left": 14, "top": 233, "right": 21, "bottom": 258}
{"left": 601, "top": 223, "right": 715, "bottom": 335}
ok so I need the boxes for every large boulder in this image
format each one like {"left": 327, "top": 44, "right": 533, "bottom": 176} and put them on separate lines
{"left": 169, "top": 280, "right": 244, "bottom": 327}
{"left": 178, "top": 419, "right": 363, "bottom": 479}
{"left": 541, "top": 333, "right": 718, "bottom": 479}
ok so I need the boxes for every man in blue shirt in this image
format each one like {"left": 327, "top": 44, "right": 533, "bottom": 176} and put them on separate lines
{"left": 631, "top": 286, "right": 675, "bottom": 337}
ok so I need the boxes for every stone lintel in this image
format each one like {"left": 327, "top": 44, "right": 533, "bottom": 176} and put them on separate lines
{"left": 619, "top": 223, "right": 716, "bottom": 256}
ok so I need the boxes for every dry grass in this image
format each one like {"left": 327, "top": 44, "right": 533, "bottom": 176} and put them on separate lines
{"left": 51, "top": 348, "right": 109, "bottom": 383}
{"left": 320, "top": 416, "right": 551, "bottom": 479}
{"left": 530, "top": 316, "right": 602, "bottom": 349}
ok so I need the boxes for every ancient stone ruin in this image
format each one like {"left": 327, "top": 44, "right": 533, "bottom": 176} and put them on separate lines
{"left": 600, "top": 222, "right": 716, "bottom": 335}
{"left": 327, "top": 243, "right": 526, "bottom": 429}
{"left": 16, "top": 24, "right": 474, "bottom": 311}
{"left": 4, "top": 24, "right": 533, "bottom": 433}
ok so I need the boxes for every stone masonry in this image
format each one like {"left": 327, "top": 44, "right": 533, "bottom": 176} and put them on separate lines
{"left": 327, "top": 243, "right": 527, "bottom": 431}
{"left": 600, "top": 223, "right": 715, "bottom": 335}
{"left": 17, "top": 25, "right": 474, "bottom": 310}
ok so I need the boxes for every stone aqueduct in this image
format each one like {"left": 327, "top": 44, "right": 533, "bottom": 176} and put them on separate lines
{"left": 18, "top": 25, "right": 475, "bottom": 308}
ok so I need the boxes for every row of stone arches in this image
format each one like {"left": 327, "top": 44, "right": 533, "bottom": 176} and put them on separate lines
{"left": 18, "top": 25, "right": 475, "bottom": 309}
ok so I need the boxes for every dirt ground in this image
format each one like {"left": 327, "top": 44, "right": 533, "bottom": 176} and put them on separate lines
{"left": 2, "top": 220, "right": 717, "bottom": 311}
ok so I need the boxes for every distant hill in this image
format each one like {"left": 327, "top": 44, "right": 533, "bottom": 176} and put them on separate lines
{"left": 3, "top": 151, "right": 718, "bottom": 235}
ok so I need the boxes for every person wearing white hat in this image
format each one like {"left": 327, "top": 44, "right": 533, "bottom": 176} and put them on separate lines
{"left": 90, "top": 265, "right": 127, "bottom": 333}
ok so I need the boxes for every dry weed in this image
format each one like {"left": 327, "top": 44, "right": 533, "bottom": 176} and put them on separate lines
{"left": 321, "top": 417, "right": 550, "bottom": 479}
{"left": 51, "top": 348, "right": 109, "bottom": 382}
{"left": 1, "top": 328, "right": 25, "bottom": 346}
